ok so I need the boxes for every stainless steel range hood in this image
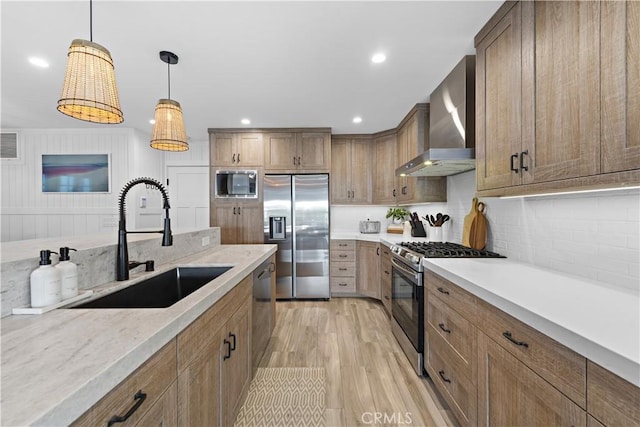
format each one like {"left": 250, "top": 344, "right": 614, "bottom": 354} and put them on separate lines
{"left": 396, "top": 55, "right": 476, "bottom": 177}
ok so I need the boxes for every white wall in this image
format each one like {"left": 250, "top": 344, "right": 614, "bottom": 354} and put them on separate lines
{"left": 0, "top": 129, "right": 210, "bottom": 242}
{"left": 331, "top": 171, "right": 640, "bottom": 291}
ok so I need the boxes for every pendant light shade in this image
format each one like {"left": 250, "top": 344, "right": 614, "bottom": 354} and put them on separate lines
{"left": 150, "top": 99, "right": 188, "bottom": 151}
{"left": 150, "top": 51, "right": 188, "bottom": 152}
{"left": 57, "top": 0, "right": 123, "bottom": 124}
{"left": 57, "top": 39, "right": 123, "bottom": 124}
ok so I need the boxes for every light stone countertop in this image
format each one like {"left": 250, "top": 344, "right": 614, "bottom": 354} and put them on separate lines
{"left": 423, "top": 258, "right": 640, "bottom": 387}
{"left": 0, "top": 244, "right": 277, "bottom": 427}
{"left": 331, "top": 231, "right": 429, "bottom": 245}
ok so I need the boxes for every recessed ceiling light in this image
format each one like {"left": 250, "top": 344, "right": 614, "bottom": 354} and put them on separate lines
{"left": 149, "top": 119, "right": 156, "bottom": 125}
{"left": 353, "top": 116, "right": 363, "bottom": 124}
{"left": 371, "top": 53, "right": 386, "bottom": 64}
{"left": 29, "top": 57, "right": 49, "bottom": 68}
{"left": 241, "top": 118, "right": 251, "bottom": 125}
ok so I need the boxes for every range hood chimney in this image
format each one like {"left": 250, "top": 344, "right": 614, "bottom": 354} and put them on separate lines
{"left": 396, "top": 55, "right": 475, "bottom": 177}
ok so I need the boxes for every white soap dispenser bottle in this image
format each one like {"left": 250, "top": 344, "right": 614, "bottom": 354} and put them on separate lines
{"left": 56, "top": 247, "right": 78, "bottom": 300}
{"left": 30, "top": 250, "right": 61, "bottom": 307}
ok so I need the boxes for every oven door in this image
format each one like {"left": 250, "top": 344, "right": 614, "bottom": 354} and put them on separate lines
{"left": 391, "top": 257, "right": 423, "bottom": 353}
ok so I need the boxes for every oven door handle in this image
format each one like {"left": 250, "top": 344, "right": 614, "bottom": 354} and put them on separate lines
{"left": 391, "top": 258, "right": 420, "bottom": 283}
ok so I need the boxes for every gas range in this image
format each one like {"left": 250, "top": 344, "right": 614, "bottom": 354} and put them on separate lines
{"left": 390, "top": 241, "right": 505, "bottom": 272}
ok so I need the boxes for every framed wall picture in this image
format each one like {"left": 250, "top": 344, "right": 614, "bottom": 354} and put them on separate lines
{"left": 42, "top": 154, "right": 110, "bottom": 193}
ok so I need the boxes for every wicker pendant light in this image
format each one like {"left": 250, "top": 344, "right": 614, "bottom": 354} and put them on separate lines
{"left": 57, "top": 0, "right": 123, "bottom": 124}
{"left": 150, "top": 51, "right": 188, "bottom": 152}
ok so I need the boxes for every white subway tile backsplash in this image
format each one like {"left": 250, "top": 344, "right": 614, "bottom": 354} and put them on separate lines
{"left": 332, "top": 171, "right": 639, "bottom": 291}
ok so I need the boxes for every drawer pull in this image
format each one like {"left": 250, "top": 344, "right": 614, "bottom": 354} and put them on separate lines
{"left": 384, "top": 295, "right": 390, "bottom": 300}
{"left": 229, "top": 332, "right": 237, "bottom": 351}
{"left": 437, "top": 287, "right": 450, "bottom": 295}
{"left": 339, "top": 254, "right": 348, "bottom": 258}
{"left": 438, "top": 323, "right": 451, "bottom": 334}
{"left": 339, "top": 243, "right": 347, "bottom": 247}
{"left": 503, "top": 331, "right": 529, "bottom": 348}
{"left": 384, "top": 270, "right": 390, "bottom": 275}
{"left": 338, "top": 283, "right": 348, "bottom": 287}
{"left": 107, "top": 390, "right": 147, "bottom": 426}
{"left": 438, "top": 370, "right": 451, "bottom": 384}
{"left": 338, "top": 268, "right": 348, "bottom": 271}
{"left": 223, "top": 339, "right": 232, "bottom": 360}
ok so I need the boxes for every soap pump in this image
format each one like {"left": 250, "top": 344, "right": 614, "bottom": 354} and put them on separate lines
{"left": 56, "top": 247, "right": 78, "bottom": 300}
{"left": 30, "top": 250, "right": 61, "bottom": 307}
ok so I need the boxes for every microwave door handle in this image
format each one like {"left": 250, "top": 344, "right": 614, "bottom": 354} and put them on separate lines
{"left": 391, "top": 258, "right": 419, "bottom": 283}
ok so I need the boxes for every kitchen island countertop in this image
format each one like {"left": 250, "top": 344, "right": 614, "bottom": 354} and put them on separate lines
{"left": 424, "top": 258, "right": 640, "bottom": 387}
{"left": 1, "top": 244, "right": 276, "bottom": 427}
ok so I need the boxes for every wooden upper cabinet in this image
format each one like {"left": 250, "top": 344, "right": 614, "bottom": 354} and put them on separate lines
{"left": 372, "top": 132, "right": 398, "bottom": 204}
{"left": 264, "top": 130, "right": 331, "bottom": 172}
{"left": 263, "top": 132, "right": 297, "bottom": 170}
{"left": 525, "top": 0, "right": 600, "bottom": 184}
{"left": 476, "top": 1, "right": 523, "bottom": 191}
{"left": 601, "top": 1, "right": 640, "bottom": 173}
{"left": 298, "top": 132, "right": 331, "bottom": 171}
{"left": 331, "top": 136, "right": 371, "bottom": 204}
{"left": 210, "top": 132, "right": 264, "bottom": 167}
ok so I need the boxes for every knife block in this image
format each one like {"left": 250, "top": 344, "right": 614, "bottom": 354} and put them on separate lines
{"left": 411, "top": 221, "right": 426, "bottom": 237}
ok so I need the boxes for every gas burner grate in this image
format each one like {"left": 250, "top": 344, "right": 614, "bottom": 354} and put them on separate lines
{"left": 400, "top": 242, "right": 504, "bottom": 258}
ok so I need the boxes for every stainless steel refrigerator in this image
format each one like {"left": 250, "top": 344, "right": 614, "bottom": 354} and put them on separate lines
{"left": 263, "top": 174, "right": 330, "bottom": 299}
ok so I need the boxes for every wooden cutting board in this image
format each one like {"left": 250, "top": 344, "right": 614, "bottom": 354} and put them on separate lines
{"left": 462, "top": 197, "right": 488, "bottom": 249}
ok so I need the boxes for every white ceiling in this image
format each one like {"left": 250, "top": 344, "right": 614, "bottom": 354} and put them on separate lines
{"left": 1, "top": 1, "right": 502, "bottom": 142}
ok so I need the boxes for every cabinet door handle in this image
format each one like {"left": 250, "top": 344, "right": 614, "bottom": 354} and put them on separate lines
{"left": 238, "top": 206, "right": 241, "bottom": 215}
{"left": 438, "top": 323, "right": 451, "bottom": 334}
{"left": 107, "top": 390, "right": 147, "bottom": 427}
{"left": 438, "top": 370, "right": 451, "bottom": 384}
{"left": 384, "top": 295, "right": 390, "bottom": 300}
{"left": 402, "top": 186, "right": 407, "bottom": 195}
{"left": 503, "top": 331, "right": 529, "bottom": 348}
{"left": 384, "top": 270, "right": 390, "bottom": 275}
{"left": 223, "top": 339, "right": 232, "bottom": 360}
{"left": 520, "top": 150, "right": 529, "bottom": 172}
{"left": 376, "top": 247, "right": 380, "bottom": 256}
{"left": 229, "top": 332, "right": 237, "bottom": 351}
{"left": 510, "top": 153, "right": 519, "bottom": 173}
{"left": 297, "top": 156, "right": 301, "bottom": 165}
{"left": 233, "top": 207, "right": 236, "bottom": 215}
{"left": 437, "top": 287, "right": 450, "bottom": 295}
{"left": 237, "top": 153, "right": 241, "bottom": 163}
{"left": 232, "top": 153, "right": 236, "bottom": 163}
{"left": 393, "top": 189, "right": 396, "bottom": 197}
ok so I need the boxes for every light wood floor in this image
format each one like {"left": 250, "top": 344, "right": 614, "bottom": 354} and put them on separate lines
{"left": 258, "top": 298, "right": 458, "bottom": 427}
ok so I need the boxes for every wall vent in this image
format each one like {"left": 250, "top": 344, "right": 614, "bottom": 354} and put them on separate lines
{"left": 1, "top": 132, "right": 19, "bottom": 159}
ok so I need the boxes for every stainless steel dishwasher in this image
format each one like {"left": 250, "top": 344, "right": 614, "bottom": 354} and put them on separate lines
{"left": 252, "top": 257, "right": 274, "bottom": 374}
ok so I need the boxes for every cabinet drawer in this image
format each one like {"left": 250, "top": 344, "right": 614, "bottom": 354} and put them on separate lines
{"left": 477, "top": 298, "right": 586, "bottom": 408}
{"left": 331, "top": 250, "right": 355, "bottom": 262}
{"left": 331, "top": 277, "right": 356, "bottom": 293}
{"left": 330, "top": 261, "right": 355, "bottom": 277}
{"left": 330, "top": 240, "right": 355, "bottom": 251}
{"left": 587, "top": 360, "right": 640, "bottom": 426}
{"left": 425, "top": 271, "right": 478, "bottom": 322}
{"left": 427, "top": 296, "right": 475, "bottom": 381}
{"left": 72, "top": 340, "right": 177, "bottom": 427}
{"left": 426, "top": 327, "right": 477, "bottom": 427}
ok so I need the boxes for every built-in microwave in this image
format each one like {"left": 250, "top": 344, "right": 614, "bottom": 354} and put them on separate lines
{"left": 214, "top": 170, "right": 258, "bottom": 198}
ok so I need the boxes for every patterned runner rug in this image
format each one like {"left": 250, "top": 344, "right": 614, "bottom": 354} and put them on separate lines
{"left": 234, "top": 367, "right": 326, "bottom": 427}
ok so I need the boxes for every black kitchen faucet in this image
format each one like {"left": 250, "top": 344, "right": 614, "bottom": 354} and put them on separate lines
{"left": 116, "top": 177, "right": 172, "bottom": 281}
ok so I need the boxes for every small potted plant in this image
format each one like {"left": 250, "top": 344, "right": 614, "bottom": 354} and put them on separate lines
{"left": 386, "top": 207, "right": 410, "bottom": 224}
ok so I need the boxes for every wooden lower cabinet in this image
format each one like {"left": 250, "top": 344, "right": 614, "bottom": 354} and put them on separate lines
{"left": 72, "top": 341, "right": 177, "bottom": 427}
{"left": 379, "top": 243, "right": 392, "bottom": 314}
{"left": 211, "top": 200, "right": 263, "bottom": 244}
{"left": 221, "top": 299, "right": 251, "bottom": 427}
{"left": 356, "top": 241, "right": 380, "bottom": 299}
{"left": 477, "top": 331, "right": 586, "bottom": 426}
{"left": 587, "top": 360, "right": 640, "bottom": 426}
{"left": 177, "top": 276, "right": 253, "bottom": 427}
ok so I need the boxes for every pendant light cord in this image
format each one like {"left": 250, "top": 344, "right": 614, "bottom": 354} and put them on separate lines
{"left": 167, "top": 61, "right": 171, "bottom": 100}
{"left": 89, "top": 0, "right": 93, "bottom": 41}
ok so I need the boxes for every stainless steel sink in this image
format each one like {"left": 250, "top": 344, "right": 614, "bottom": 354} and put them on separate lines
{"left": 71, "top": 266, "right": 232, "bottom": 309}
